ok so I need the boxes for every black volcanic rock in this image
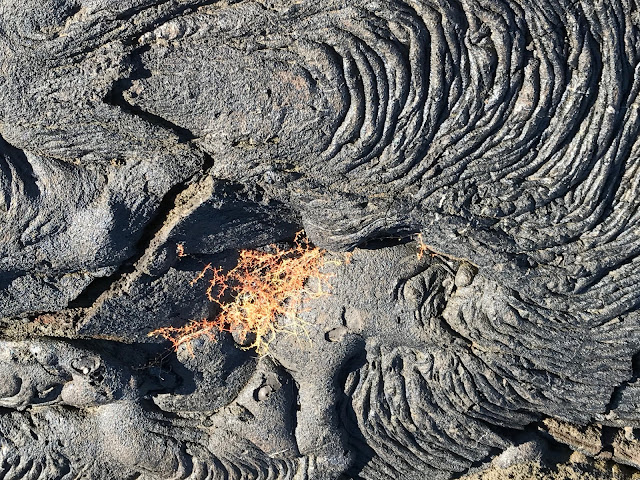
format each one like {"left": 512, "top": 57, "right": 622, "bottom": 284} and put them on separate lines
{"left": 0, "top": 1, "right": 639, "bottom": 478}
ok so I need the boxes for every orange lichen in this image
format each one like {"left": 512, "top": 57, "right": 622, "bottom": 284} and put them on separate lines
{"left": 176, "top": 243, "right": 186, "bottom": 258}
{"left": 189, "top": 263, "right": 212, "bottom": 287}
{"left": 150, "top": 232, "right": 330, "bottom": 355}
{"left": 416, "top": 233, "right": 431, "bottom": 259}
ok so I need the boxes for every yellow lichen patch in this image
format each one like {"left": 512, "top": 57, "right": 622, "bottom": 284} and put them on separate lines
{"left": 149, "top": 232, "right": 331, "bottom": 355}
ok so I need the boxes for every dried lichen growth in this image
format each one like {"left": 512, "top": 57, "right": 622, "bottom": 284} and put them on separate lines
{"left": 150, "top": 232, "right": 330, "bottom": 355}
{"left": 415, "top": 233, "right": 430, "bottom": 259}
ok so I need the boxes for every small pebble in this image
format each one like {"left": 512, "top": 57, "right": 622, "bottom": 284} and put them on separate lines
{"left": 71, "top": 356, "right": 100, "bottom": 375}
{"left": 326, "top": 326, "right": 348, "bottom": 342}
{"left": 454, "top": 263, "right": 476, "bottom": 288}
{"left": 257, "top": 385, "right": 273, "bottom": 401}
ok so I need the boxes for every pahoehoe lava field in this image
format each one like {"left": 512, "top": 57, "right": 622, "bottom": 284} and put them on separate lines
{"left": 1, "top": 0, "right": 640, "bottom": 478}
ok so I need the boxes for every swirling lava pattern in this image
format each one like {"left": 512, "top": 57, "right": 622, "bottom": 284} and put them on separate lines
{"left": 115, "top": 0, "right": 640, "bottom": 324}
{"left": 341, "top": 346, "right": 512, "bottom": 479}
{"left": 0, "top": 0, "right": 639, "bottom": 478}
{"left": 287, "top": 0, "right": 640, "bottom": 319}
{"left": 274, "top": 2, "right": 640, "bottom": 475}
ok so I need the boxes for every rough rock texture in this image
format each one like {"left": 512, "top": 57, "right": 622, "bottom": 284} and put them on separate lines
{"left": 0, "top": 0, "right": 639, "bottom": 478}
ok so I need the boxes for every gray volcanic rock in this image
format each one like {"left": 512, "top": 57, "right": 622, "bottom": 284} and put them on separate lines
{"left": 0, "top": 0, "right": 639, "bottom": 479}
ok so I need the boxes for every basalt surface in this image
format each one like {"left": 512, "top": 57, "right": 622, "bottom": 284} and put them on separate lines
{"left": 1, "top": 0, "right": 640, "bottom": 479}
